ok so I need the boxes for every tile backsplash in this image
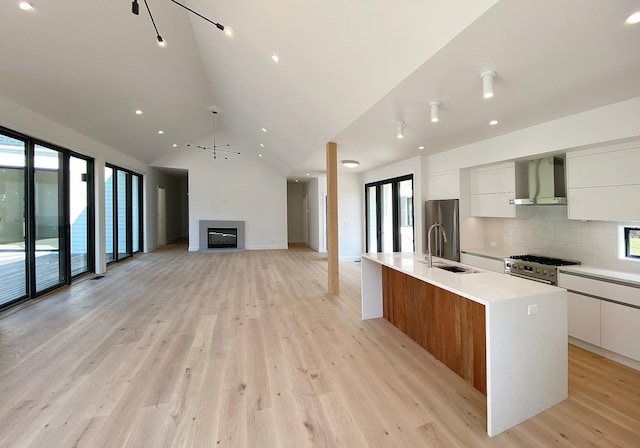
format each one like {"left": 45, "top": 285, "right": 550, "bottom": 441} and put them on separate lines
{"left": 484, "top": 206, "right": 640, "bottom": 274}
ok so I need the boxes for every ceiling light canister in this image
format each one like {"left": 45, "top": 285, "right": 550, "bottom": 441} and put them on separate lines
{"left": 429, "top": 101, "right": 440, "bottom": 123}
{"left": 341, "top": 160, "right": 360, "bottom": 168}
{"left": 625, "top": 11, "right": 640, "bottom": 24}
{"left": 396, "top": 121, "right": 405, "bottom": 139}
{"left": 481, "top": 70, "right": 496, "bottom": 99}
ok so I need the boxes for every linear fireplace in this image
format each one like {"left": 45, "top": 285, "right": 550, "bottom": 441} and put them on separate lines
{"left": 198, "top": 220, "right": 245, "bottom": 251}
{"left": 208, "top": 228, "right": 237, "bottom": 249}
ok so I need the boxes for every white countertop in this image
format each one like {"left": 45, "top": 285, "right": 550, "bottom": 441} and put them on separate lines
{"left": 362, "top": 252, "right": 562, "bottom": 306}
{"left": 558, "top": 265, "right": 640, "bottom": 287}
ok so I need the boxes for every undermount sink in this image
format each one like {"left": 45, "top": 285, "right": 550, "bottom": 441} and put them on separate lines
{"left": 417, "top": 260, "right": 475, "bottom": 274}
{"left": 436, "top": 265, "right": 469, "bottom": 273}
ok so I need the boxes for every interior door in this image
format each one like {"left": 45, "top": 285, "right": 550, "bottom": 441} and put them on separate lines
{"left": 158, "top": 186, "right": 166, "bottom": 246}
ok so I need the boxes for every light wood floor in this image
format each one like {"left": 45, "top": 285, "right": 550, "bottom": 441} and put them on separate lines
{"left": 0, "top": 244, "right": 639, "bottom": 447}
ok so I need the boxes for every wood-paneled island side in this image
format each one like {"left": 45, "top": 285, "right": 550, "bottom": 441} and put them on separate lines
{"left": 361, "top": 252, "right": 568, "bottom": 437}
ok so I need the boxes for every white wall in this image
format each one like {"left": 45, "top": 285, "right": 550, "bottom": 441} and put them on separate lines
{"left": 306, "top": 176, "right": 327, "bottom": 253}
{"left": 152, "top": 138, "right": 287, "bottom": 251}
{"left": 338, "top": 170, "right": 363, "bottom": 261}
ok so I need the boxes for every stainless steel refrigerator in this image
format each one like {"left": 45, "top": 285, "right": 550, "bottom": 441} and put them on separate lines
{"left": 425, "top": 199, "right": 460, "bottom": 262}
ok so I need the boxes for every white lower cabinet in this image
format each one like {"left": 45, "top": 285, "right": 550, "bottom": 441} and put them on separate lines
{"left": 567, "top": 291, "right": 600, "bottom": 346}
{"left": 558, "top": 271, "right": 640, "bottom": 362}
{"left": 601, "top": 301, "right": 640, "bottom": 361}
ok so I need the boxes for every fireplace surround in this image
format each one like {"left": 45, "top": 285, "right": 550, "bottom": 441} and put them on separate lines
{"left": 199, "top": 220, "right": 245, "bottom": 251}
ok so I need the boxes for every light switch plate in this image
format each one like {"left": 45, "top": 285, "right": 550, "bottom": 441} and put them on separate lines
{"left": 528, "top": 304, "right": 538, "bottom": 315}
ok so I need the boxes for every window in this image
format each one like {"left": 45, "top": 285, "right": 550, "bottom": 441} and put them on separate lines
{"left": 625, "top": 227, "right": 640, "bottom": 259}
{"left": 365, "top": 175, "right": 414, "bottom": 253}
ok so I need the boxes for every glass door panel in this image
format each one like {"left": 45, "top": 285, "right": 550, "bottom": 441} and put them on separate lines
{"left": 116, "top": 169, "right": 129, "bottom": 259}
{"left": 0, "top": 134, "right": 27, "bottom": 306}
{"left": 399, "top": 179, "right": 414, "bottom": 252}
{"left": 105, "top": 166, "right": 114, "bottom": 263}
{"left": 132, "top": 174, "right": 140, "bottom": 253}
{"left": 366, "top": 186, "right": 377, "bottom": 252}
{"left": 380, "top": 183, "right": 393, "bottom": 252}
{"left": 34, "top": 145, "right": 65, "bottom": 292}
{"left": 70, "top": 156, "right": 89, "bottom": 276}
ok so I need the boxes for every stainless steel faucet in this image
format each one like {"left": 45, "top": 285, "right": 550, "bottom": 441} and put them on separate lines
{"left": 427, "top": 223, "right": 447, "bottom": 267}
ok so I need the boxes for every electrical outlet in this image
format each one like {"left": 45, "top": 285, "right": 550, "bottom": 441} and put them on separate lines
{"left": 490, "top": 241, "right": 497, "bottom": 247}
{"left": 528, "top": 304, "right": 538, "bottom": 315}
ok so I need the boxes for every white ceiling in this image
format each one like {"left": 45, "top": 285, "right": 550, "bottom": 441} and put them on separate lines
{"left": 1, "top": 1, "right": 639, "bottom": 178}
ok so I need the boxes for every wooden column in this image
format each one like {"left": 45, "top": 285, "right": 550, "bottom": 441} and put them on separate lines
{"left": 326, "top": 142, "right": 339, "bottom": 296}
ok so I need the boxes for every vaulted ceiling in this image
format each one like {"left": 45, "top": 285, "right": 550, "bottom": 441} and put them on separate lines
{"left": 1, "top": 1, "right": 639, "bottom": 178}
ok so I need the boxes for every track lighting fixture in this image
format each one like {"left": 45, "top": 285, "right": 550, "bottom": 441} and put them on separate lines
{"left": 132, "top": 0, "right": 232, "bottom": 48}
{"left": 429, "top": 101, "right": 440, "bottom": 123}
{"left": 481, "top": 70, "right": 496, "bottom": 99}
{"left": 396, "top": 121, "right": 405, "bottom": 139}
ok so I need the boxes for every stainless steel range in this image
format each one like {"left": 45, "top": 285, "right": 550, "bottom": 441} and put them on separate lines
{"left": 504, "top": 255, "right": 580, "bottom": 285}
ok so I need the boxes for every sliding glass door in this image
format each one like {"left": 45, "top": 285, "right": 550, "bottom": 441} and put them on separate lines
{"left": 0, "top": 128, "right": 94, "bottom": 309}
{"left": 365, "top": 175, "right": 414, "bottom": 253}
{"left": 105, "top": 164, "right": 142, "bottom": 264}
{"left": 0, "top": 134, "right": 27, "bottom": 306}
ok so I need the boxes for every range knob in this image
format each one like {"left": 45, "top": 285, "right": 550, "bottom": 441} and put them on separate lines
{"left": 536, "top": 269, "right": 541, "bottom": 274}
{"left": 550, "top": 272, "right": 555, "bottom": 277}
{"left": 543, "top": 270, "right": 548, "bottom": 275}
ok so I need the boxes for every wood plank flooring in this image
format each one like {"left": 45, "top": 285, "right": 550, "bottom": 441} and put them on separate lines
{"left": 0, "top": 243, "right": 639, "bottom": 447}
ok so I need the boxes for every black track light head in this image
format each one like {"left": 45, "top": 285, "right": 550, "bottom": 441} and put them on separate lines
{"left": 131, "top": 0, "right": 139, "bottom": 15}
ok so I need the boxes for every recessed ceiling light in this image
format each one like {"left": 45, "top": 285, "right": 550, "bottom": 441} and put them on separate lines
{"left": 135, "top": 110, "right": 143, "bottom": 115}
{"left": 260, "top": 143, "right": 264, "bottom": 147}
{"left": 418, "top": 146, "right": 425, "bottom": 150}
{"left": 19, "top": 2, "right": 34, "bottom": 11}
{"left": 172, "top": 144, "right": 178, "bottom": 148}
{"left": 258, "top": 153, "right": 263, "bottom": 158}
{"left": 295, "top": 179, "right": 299, "bottom": 182}
{"left": 262, "top": 128, "right": 267, "bottom": 133}
{"left": 341, "top": 160, "right": 360, "bottom": 168}
{"left": 489, "top": 120, "right": 499, "bottom": 126}
{"left": 158, "top": 130, "right": 164, "bottom": 134}
{"left": 305, "top": 172, "right": 310, "bottom": 176}
{"left": 272, "top": 54, "right": 280, "bottom": 63}
{"left": 626, "top": 11, "right": 640, "bottom": 24}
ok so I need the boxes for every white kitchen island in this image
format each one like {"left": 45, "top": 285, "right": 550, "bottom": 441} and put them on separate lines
{"left": 361, "top": 252, "right": 568, "bottom": 437}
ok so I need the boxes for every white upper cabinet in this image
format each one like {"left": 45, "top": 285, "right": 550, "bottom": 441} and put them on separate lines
{"left": 566, "top": 143, "right": 640, "bottom": 221}
{"left": 469, "top": 162, "right": 527, "bottom": 218}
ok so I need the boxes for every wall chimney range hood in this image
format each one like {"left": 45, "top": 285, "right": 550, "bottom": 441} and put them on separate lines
{"left": 510, "top": 156, "right": 567, "bottom": 205}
